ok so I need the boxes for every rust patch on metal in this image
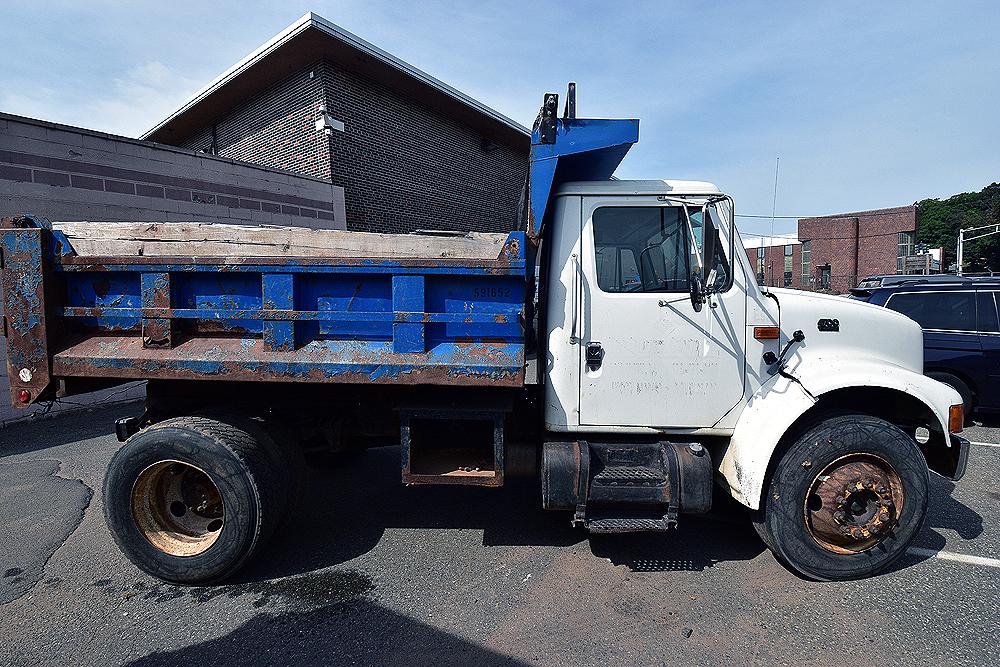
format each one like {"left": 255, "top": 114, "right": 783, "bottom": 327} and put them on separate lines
{"left": 51, "top": 336, "right": 524, "bottom": 388}
{"left": 805, "top": 454, "right": 904, "bottom": 554}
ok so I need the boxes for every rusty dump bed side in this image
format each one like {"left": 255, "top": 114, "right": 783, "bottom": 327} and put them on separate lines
{"left": 0, "top": 216, "right": 530, "bottom": 408}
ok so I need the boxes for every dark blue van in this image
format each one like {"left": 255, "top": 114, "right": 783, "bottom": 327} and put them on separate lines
{"left": 851, "top": 276, "right": 1000, "bottom": 415}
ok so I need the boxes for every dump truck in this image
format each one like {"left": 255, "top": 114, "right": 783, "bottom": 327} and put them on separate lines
{"left": 0, "top": 87, "right": 969, "bottom": 583}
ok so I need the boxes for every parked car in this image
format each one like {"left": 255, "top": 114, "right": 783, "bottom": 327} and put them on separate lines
{"left": 853, "top": 274, "right": 977, "bottom": 290}
{"left": 851, "top": 277, "right": 1000, "bottom": 415}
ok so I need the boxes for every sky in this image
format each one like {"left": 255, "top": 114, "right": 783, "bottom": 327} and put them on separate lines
{"left": 1, "top": 1, "right": 998, "bottom": 237}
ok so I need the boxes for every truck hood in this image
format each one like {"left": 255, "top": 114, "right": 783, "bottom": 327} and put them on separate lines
{"left": 767, "top": 287, "right": 923, "bottom": 374}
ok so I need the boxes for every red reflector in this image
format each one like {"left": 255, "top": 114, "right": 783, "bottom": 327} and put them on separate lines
{"left": 17, "top": 389, "right": 30, "bottom": 404}
{"left": 754, "top": 326, "right": 780, "bottom": 340}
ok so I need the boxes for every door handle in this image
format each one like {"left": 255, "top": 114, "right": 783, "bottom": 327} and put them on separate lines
{"left": 570, "top": 253, "right": 580, "bottom": 344}
{"left": 586, "top": 341, "right": 605, "bottom": 370}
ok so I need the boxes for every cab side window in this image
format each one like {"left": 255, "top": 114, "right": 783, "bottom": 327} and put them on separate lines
{"left": 592, "top": 207, "right": 690, "bottom": 293}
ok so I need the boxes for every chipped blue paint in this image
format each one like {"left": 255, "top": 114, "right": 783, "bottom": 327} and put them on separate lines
{"left": 52, "top": 338, "right": 524, "bottom": 386}
{"left": 0, "top": 226, "right": 54, "bottom": 404}
{"left": 529, "top": 116, "right": 639, "bottom": 235}
{"left": 5, "top": 219, "right": 528, "bottom": 389}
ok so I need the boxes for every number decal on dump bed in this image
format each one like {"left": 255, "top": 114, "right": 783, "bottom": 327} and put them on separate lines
{"left": 473, "top": 287, "right": 512, "bottom": 298}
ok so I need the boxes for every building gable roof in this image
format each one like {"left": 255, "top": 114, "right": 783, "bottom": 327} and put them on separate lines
{"left": 142, "top": 12, "right": 529, "bottom": 148}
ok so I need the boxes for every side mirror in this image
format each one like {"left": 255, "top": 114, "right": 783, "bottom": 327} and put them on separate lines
{"left": 689, "top": 270, "right": 705, "bottom": 312}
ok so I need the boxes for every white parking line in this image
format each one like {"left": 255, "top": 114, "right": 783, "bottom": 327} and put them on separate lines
{"left": 907, "top": 547, "right": 1000, "bottom": 569}
{"left": 969, "top": 440, "right": 1000, "bottom": 449}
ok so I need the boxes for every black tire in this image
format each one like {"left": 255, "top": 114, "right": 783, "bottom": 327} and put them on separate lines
{"left": 927, "top": 372, "right": 973, "bottom": 417}
{"left": 194, "top": 410, "right": 304, "bottom": 517}
{"left": 758, "top": 414, "right": 929, "bottom": 581}
{"left": 103, "top": 416, "right": 283, "bottom": 584}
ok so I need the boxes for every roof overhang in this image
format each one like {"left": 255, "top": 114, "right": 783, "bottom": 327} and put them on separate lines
{"left": 142, "top": 13, "right": 530, "bottom": 149}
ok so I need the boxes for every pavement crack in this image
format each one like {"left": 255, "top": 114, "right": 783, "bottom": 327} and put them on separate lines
{"left": 0, "top": 458, "right": 93, "bottom": 606}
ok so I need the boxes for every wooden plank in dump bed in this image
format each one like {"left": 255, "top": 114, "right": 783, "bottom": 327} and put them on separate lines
{"left": 52, "top": 222, "right": 510, "bottom": 259}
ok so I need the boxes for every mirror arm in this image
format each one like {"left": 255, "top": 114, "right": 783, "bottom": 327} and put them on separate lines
{"left": 682, "top": 204, "right": 704, "bottom": 276}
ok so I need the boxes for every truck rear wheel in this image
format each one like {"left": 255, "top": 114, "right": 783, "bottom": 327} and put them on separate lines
{"left": 103, "top": 416, "right": 284, "bottom": 584}
{"left": 757, "top": 414, "right": 928, "bottom": 581}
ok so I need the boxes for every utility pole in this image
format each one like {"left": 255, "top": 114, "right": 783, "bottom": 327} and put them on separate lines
{"left": 957, "top": 223, "right": 1000, "bottom": 275}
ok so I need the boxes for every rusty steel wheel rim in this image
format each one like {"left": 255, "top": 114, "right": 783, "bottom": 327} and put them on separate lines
{"left": 131, "top": 460, "right": 225, "bottom": 557}
{"left": 804, "top": 453, "right": 905, "bottom": 554}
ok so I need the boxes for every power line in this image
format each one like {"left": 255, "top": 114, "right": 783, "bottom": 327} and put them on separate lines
{"left": 736, "top": 210, "right": 917, "bottom": 219}
{"left": 737, "top": 214, "right": 808, "bottom": 219}
{"left": 740, "top": 229, "right": 911, "bottom": 241}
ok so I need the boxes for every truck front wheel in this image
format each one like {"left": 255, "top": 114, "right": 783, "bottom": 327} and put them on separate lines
{"left": 756, "top": 414, "right": 929, "bottom": 581}
{"left": 103, "top": 416, "right": 284, "bottom": 584}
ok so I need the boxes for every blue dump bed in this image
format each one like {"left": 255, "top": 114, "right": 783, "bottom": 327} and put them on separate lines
{"left": 1, "top": 217, "right": 530, "bottom": 406}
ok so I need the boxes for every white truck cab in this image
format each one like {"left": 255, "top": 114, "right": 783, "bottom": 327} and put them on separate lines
{"left": 540, "top": 177, "right": 968, "bottom": 580}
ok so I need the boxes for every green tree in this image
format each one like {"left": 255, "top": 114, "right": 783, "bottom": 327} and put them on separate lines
{"left": 917, "top": 183, "right": 1000, "bottom": 273}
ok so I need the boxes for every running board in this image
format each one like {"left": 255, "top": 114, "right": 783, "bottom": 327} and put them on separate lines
{"left": 585, "top": 517, "right": 677, "bottom": 533}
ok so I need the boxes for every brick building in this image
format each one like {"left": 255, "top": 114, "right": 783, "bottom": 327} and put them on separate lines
{"left": 741, "top": 206, "right": 919, "bottom": 293}
{"left": 743, "top": 235, "right": 804, "bottom": 288}
{"left": 798, "top": 205, "right": 917, "bottom": 293}
{"left": 143, "top": 13, "right": 530, "bottom": 234}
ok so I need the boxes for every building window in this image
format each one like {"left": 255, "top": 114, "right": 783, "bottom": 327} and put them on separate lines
{"left": 897, "top": 232, "right": 915, "bottom": 273}
{"left": 801, "top": 240, "right": 811, "bottom": 287}
{"left": 783, "top": 245, "right": 793, "bottom": 286}
{"left": 756, "top": 246, "right": 765, "bottom": 284}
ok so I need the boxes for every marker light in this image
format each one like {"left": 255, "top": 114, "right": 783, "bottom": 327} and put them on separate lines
{"left": 17, "top": 389, "right": 30, "bottom": 404}
{"left": 753, "top": 326, "right": 780, "bottom": 340}
{"left": 948, "top": 404, "right": 964, "bottom": 433}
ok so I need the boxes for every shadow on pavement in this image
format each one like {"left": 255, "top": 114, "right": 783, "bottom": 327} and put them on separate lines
{"left": 0, "top": 401, "right": 141, "bottom": 456}
{"left": 236, "top": 446, "right": 766, "bottom": 584}
{"left": 236, "top": 445, "right": 582, "bottom": 583}
{"left": 588, "top": 515, "right": 765, "bottom": 573}
{"left": 881, "top": 472, "right": 983, "bottom": 575}
{"left": 130, "top": 597, "right": 527, "bottom": 667}
{"left": 924, "top": 474, "right": 984, "bottom": 539}
{"left": 969, "top": 413, "right": 1000, "bottom": 428}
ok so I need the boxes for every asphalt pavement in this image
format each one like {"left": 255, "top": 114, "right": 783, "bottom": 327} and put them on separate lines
{"left": 0, "top": 403, "right": 997, "bottom": 666}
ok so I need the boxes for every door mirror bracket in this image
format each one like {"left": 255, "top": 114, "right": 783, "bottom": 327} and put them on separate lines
{"left": 689, "top": 271, "right": 706, "bottom": 312}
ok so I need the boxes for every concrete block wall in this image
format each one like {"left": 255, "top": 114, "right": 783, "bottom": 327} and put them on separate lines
{"left": 0, "top": 113, "right": 346, "bottom": 228}
{"left": 0, "top": 112, "right": 347, "bottom": 425}
{"left": 175, "top": 60, "right": 528, "bottom": 235}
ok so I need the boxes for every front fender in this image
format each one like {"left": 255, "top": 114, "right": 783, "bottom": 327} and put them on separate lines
{"left": 718, "top": 360, "right": 962, "bottom": 510}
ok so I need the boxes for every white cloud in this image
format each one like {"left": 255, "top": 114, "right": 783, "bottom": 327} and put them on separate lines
{"left": 0, "top": 61, "right": 200, "bottom": 138}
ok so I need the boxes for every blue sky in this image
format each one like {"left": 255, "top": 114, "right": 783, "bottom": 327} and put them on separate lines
{"left": 1, "top": 1, "right": 998, "bottom": 236}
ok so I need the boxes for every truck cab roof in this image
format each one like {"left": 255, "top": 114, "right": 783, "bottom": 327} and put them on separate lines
{"left": 554, "top": 179, "right": 723, "bottom": 197}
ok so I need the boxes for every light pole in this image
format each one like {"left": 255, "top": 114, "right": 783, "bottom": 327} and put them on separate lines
{"left": 957, "top": 223, "right": 1000, "bottom": 275}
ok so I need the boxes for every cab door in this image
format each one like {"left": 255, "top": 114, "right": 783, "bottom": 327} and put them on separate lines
{"left": 577, "top": 197, "right": 746, "bottom": 428}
